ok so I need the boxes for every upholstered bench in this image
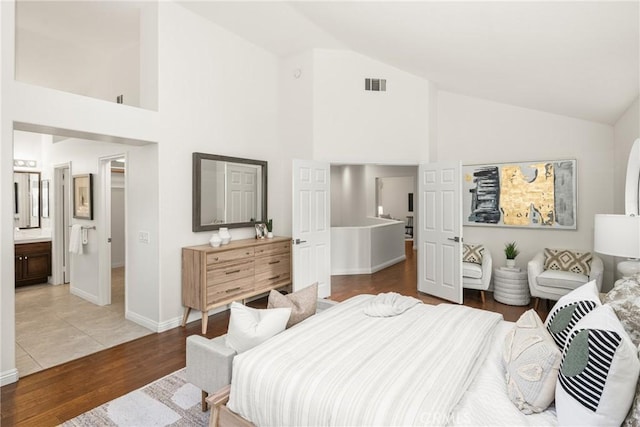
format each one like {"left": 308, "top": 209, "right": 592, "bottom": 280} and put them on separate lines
{"left": 186, "top": 298, "right": 338, "bottom": 410}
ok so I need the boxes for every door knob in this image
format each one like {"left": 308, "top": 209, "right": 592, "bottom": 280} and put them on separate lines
{"left": 447, "top": 236, "right": 461, "bottom": 242}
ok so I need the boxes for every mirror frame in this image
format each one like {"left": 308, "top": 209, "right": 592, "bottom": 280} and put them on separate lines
{"left": 192, "top": 152, "right": 268, "bottom": 232}
{"left": 13, "top": 171, "right": 41, "bottom": 229}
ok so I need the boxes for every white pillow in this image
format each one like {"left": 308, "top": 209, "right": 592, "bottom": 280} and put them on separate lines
{"left": 556, "top": 305, "right": 640, "bottom": 426}
{"left": 504, "top": 309, "right": 562, "bottom": 414}
{"left": 545, "top": 280, "right": 601, "bottom": 350}
{"left": 225, "top": 302, "right": 291, "bottom": 353}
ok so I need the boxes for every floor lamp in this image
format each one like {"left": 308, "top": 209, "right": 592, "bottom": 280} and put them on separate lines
{"left": 594, "top": 214, "right": 640, "bottom": 283}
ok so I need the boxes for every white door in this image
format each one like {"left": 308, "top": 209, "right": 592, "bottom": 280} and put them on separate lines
{"left": 417, "top": 162, "right": 463, "bottom": 303}
{"left": 226, "top": 164, "right": 258, "bottom": 223}
{"left": 292, "top": 159, "right": 331, "bottom": 298}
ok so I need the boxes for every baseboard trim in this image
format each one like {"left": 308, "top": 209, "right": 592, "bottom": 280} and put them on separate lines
{"left": 69, "top": 286, "right": 99, "bottom": 304}
{"left": 125, "top": 310, "right": 159, "bottom": 332}
{"left": 161, "top": 305, "right": 229, "bottom": 333}
{"left": 371, "top": 255, "right": 406, "bottom": 274}
{"left": 1, "top": 368, "right": 19, "bottom": 386}
{"left": 332, "top": 255, "right": 406, "bottom": 275}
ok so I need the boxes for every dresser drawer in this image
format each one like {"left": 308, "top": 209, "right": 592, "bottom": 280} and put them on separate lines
{"left": 255, "top": 253, "right": 290, "bottom": 274}
{"left": 207, "top": 276, "right": 255, "bottom": 302}
{"left": 255, "top": 259, "right": 291, "bottom": 288}
{"left": 254, "top": 241, "right": 291, "bottom": 257}
{"left": 207, "top": 260, "right": 254, "bottom": 287}
{"left": 207, "top": 247, "right": 255, "bottom": 265}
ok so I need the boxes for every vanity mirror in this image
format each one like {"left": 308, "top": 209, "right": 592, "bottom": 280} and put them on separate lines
{"left": 193, "top": 153, "right": 267, "bottom": 232}
{"left": 13, "top": 171, "right": 41, "bottom": 229}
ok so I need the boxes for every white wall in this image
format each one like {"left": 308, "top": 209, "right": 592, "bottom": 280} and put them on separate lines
{"left": 156, "top": 3, "right": 282, "bottom": 326}
{"left": 437, "top": 91, "right": 616, "bottom": 289}
{"left": 379, "top": 176, "right": 414, "bottom": 222}
{"left": 331, "top": 165, "right": 367, "bottom": 226}
{"left": 613, "top": 97, "right": 640, "bottom": 214}
{"left": 15, "top": 20, "right": 141, "bottom": 107}
{"left": 312, "top": 49, "right": 430, "bottom": 164}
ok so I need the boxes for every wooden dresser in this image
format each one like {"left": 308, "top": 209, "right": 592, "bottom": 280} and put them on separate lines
{"left": 181, "top": 236, "right": 292, "bottom": 333}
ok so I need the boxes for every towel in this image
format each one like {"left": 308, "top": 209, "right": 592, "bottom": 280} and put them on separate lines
{"left": 363, "top": 292, "right": 422, "bottom": 317}
{"left": 69, "top": 224, "right": 83, "bottom": 255}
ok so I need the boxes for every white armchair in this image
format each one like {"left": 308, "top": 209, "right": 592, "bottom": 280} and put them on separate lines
{"left": 463, "top": 248, "right": 492, "bottom": 304}
{"left": 527, "top": 250, "right": 603, "bottom": 309}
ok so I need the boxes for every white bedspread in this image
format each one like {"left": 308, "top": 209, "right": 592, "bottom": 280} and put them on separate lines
{"left": 227, "top": 294, "right": 502, "bottom": 426}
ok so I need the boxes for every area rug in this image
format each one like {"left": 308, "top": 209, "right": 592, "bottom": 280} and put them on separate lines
{"left": 63, "top": 368, "right": 209, "bottom": 426}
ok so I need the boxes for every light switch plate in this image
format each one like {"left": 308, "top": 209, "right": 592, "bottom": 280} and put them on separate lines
{"left": 138, "top": 231, "right": 150, "bottom": 244}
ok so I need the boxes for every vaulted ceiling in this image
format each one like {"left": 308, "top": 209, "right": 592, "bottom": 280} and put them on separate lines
{"left": 17, "top": 1, "right": 640, "bottom": 125}
{"left": 183, "top": 1, "right": 640, "bottom": 125}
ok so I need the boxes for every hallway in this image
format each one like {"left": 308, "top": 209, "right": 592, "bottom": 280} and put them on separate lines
{"left": 15, "top": 267, "right": 153, "bottom": 376}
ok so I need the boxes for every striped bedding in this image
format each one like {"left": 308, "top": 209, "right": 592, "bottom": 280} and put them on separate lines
{"left": 226, "top": 294, "right": 503, "bottom": 426}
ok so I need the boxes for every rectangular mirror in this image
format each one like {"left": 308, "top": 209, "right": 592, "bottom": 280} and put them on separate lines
{"left": 193, "top": 153, "right": 267, "bottom": 232}
{"left": 13, "top": 171, "right": 41, "bottom": 229}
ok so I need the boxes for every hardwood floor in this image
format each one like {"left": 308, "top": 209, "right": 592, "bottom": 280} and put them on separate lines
{"left": 1, "top": 245, "right": 548, "bottom": 426}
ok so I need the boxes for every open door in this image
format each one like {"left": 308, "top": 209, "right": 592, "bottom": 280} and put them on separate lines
{"left": 292, "top": 159, "right": 331, "bottom": 298}
{"left": 417, "top": 162, "right": 463, "bottom": 303}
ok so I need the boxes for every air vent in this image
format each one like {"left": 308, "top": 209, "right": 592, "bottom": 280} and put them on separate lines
{"left": 365, "top": 78, "right": 386, "bottom": 92}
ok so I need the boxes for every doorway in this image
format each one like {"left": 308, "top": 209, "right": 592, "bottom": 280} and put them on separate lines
{"left": 98, "top": 155, "right": 127, "bottom": 308}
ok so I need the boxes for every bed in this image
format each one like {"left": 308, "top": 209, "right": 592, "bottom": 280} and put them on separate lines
{"left": 210, "top": 294, "right": 560, "bottom": 426}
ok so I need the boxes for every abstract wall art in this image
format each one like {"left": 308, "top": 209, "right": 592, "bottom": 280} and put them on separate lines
{"left": 463, "top": 160, "right": 577, "bottom": 229}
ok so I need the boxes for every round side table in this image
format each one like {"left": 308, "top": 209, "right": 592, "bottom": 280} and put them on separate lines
{"left": 493, "top": 268, "right": 530, "bottom": 306}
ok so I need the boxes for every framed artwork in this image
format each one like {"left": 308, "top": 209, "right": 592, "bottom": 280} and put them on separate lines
{"left": 463, "top": 159, "right": 577, "bottom": 229}
{"left": 73, "top": 174, "right": 93, "bottom": 220}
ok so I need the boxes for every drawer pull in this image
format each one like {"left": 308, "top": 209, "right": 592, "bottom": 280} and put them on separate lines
{"left": 213, "top": 257, "right": 219, "bottom": 261}
{"left": 225, "top": 269, "right": 241, "bottom": 275}
{"left": 225, "top": 287, "right": 241, "bottom": 293}
{"left": 268, "top": 275, "right": 281, "bottom": 281}
{"left": 268, "top": 260, "right": 280, "bottom": 265}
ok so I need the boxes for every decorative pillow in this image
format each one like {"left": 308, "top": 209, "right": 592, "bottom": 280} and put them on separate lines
{"left": 267, "top": 283, "right": 318, "bottom": 328}
{"left": 463, "top": 244, "right": 484, "bottom": 265}
{"left": 225, "top": 302, "right": 291, "bottom": 353}
{"left": 503, "top": 309, "right": 562, "bottom": 414}
{"left": 544, "top": 248, "right": 593, "bottom": 276}
{"left": 556, "top": 305, "right": 640, "bottom": 426}
{"left": 545, "top": 280, "right": 601, "bottom": 350}
{"left": 603, "top": 279, "right": 640, "bottom": 347}
{"left": 624, "top": 357, "right": 640, "bottom": 427}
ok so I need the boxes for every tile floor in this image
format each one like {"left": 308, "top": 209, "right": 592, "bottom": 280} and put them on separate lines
{"left": 15, "top": 267, "right": 154, "bottom": 377}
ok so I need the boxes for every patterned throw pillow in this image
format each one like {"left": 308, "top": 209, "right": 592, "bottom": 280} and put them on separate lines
{"left": 603, "top": 279, "right": 640, "bottom": 347}
{"left": 604, "top": 280, "right": 640, "bottom": 426}
{"left": 504, "top": 310, "right": 562, "bottom": 414}
{"left": 556, "top": 305, "right": 640, "bottom": 426}
{"left": 463, "top": 244, "right": 484, "bottom": 265}
{"left": 545, "top": 280, "right": 601, "bottom": 350}
{"left": 544, "top": 248, "right": 593, "bottom": 276}
{"left": 267, "top": 283, "right": 318, "bottom": 328}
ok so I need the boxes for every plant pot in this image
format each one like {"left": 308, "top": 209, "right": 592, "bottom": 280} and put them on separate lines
{"left": 506, "top": 259, "right": 516, "bottom": 268}
{"left": 267, "top": 231, "right": 274, "bottom": 239}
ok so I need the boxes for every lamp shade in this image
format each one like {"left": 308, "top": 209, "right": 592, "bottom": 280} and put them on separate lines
{"left": 594, "top": 214, "right": 640, "bottom": 258}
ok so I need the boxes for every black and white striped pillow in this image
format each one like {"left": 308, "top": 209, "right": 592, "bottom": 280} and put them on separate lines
{"left": 545, "top": 280, "right": 601, "bottom": 350}
{"left": 555, "top": 305, "right": 640, "bottom": 426}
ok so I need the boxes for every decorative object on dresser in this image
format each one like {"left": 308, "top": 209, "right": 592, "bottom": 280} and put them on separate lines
{"left": 527, "top": 249, "right": 603, "bottom": 310}
{"left": 14, "top": 241, "right": 52, "bottom": 287}
{"left": 494, "top": 267, "right": 530, "bottom": 306}
{"left": 254, "top": 223, "right": 266, "bottom": 239}
{"left": 181, "top": 237, "right": 291, "bottom": 334}
{"left": 504, "top": 241, "right": 519, "bottom": 268}
{"left": 209, "top": 233, "right": 221, "bottom": 248}
{"left": 265, "top": 219, "right": 273, "bottom": 239}
{"left": 218, "top": 227, "right": 231, "bottom": 245}
{"left": 594, "top": 213, "right": 640, "bottom": 282}
{"left": 461, "top": 243, "right": 492, "bottom": 303}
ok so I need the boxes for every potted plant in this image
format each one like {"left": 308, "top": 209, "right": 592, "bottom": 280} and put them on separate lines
{"left": 504, "top": 241, "right": 519, "bottom": 268}
{"left": 265, "top": 219, "right": 273, "bottom": 238}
